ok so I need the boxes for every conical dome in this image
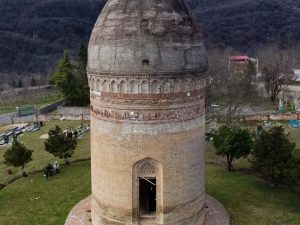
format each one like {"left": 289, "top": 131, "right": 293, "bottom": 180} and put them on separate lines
{"left": 88, "top": 0, "right": 206, "bottom": 74}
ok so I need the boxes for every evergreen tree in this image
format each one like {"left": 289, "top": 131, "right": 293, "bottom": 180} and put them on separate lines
{"left": 17, "top": 78, "right": 24, "bottom": 88}
{"left": 4, "top": 139, "right": 33, "bottom": 173}
{"left": 77, "top": 43, "right": 87, "bottom": 74}
{"left": 52, "top": 51, "right": 79, "bottom": 105}
{"left": 251, "top": 126, "right": 300, "bottom": 186}
{"left": 51, "top": 51, "right": 74, "bottom": 91}
{"left": 75, "top": 43, "right": 89, "bottom": 106}
{"left": 44, "top": 126, "right": 77, "bottom": 164}
{"left": 214, "top": 126, "right": 253, "bottom": 171}
{"left": 52, "top": 50, "right": 89, "bottom": 106}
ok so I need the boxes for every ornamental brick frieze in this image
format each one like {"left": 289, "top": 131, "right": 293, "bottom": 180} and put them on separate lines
{"left": 87, "top": 70, "right": 205, "bottom": 79}
{"left": 90, "top": 101, "right": 205, "bottom": 123}
{"left": 91, "top": 88, "right": 205, "bottom": 100}
{"left": 87, "top": 74, "right": 206, "bottom": 94}
{"left": 90, "top": 88, "right": 205, "bottom": 103}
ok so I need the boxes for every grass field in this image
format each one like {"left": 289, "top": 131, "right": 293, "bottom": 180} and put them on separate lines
{"left": 0, "top": 160, "right": 299, "bottom": 225}
{"left": 206, "top": 164, "right": 300, "bottom": 225}
{"left": 0, "top": 120, "right": 90, "bottom": 184}
{"left": 0, "top": 161, "right": 91, "bottom": 225}
{"left": 0, "top": 120, "right": 300, "bottom": 225}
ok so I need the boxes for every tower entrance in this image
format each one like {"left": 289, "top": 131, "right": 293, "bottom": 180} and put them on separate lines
{"left": 133, "top": 159, "right": 162, "bottom": 224}
{"left": 139, "top": 177, "right": 156, "bottom": 216}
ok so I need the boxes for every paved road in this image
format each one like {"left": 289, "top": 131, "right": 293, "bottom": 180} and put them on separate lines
{"left": 0, "top": 113, "right": 35, "bottom": 126}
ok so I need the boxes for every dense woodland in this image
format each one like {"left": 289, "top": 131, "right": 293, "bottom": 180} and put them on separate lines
{"left": 196, "top": 0, "right": 300, "bottom": 50}
{"left": 0, "top": 0, "right": 105, "bottom": 78}
{"left": 1, "top": 0, "right": 300, "bottom": 82}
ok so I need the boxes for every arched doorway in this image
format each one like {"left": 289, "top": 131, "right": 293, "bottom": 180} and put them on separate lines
{"left": 132, "top": 158, "right": 163, "bottom": 224}
{"left": 139, "top": 161, "right": 156, "bottom": 216}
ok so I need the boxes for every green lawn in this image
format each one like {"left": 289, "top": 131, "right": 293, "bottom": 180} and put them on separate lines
{"left": 206, "top": 164, "right": 300, "bottom": 225}
{"left": 0, "top": 120, "right": 300, "bottom": 225}
{"left": 0, "top": 161, "right": 91, "bottom": 225}
{"left": 0, "top": 120, "right": 90, "bottom": 184}
{"left": 0, "top": 160, "right": 299, "bottom": 225}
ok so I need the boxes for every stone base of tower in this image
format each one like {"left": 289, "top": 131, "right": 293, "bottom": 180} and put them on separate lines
{"left": 65, "top": 195, "right": 229, "bottom": 225}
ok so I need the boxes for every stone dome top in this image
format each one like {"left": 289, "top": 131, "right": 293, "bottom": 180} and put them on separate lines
{"left": 88, "top": 0, "right": 207, "bottom": 75}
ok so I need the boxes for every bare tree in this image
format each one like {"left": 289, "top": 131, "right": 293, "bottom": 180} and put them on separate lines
{"left": 258, "top": 45, "right": 295, "bottom": 102}
{"left": 206, "top": 48, "right": 257, "bottom": 125}
{"left": 206, "top": 48, "right": 233, "bottom": 110}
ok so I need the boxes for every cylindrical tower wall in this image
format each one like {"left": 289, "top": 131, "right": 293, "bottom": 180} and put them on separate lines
{"left": 91, "top": 114, "right": 206, "bottom": 225}
{"left": 88, "top": 0, "right": 207, "bottom": 224}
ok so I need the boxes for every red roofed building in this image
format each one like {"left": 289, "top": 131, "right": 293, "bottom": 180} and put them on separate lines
{"left": 229, "top": 55, "right": 253, "bottom": 75}
{"left": 230, "top": 55, "right": 249, "bottom": 62}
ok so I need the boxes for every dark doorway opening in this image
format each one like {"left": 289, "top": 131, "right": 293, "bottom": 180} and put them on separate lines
{"left": 139, "top": 178, "right": 156, "bottom": 216}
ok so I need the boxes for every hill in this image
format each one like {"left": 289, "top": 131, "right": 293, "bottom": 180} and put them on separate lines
{"left": 195, "top": 0, "right": 300, "bottom": 51}
{"left": 0, "top": 0, "right": 105, "bottom": 77}
{"left": 1, "top": 0, "right": 300, "bottom": 79}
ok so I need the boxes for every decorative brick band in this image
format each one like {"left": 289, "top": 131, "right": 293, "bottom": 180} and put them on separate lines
{"left": 87, "top": 73, "right": 206, "bottom": 95}
{"left": 91, "top": 88, "right": 205, "bottom": 100}
{"left": 87, "top": 70, "right": 206, "bottom": 78}
{"left": 90, "top": 101, "right": 205, "bottom": 123}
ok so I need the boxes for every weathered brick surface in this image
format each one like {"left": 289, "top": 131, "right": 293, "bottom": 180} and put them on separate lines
{"left": 88, "top": 0, "right": 207, "bottom": 224}
{"left": 91, "top": 116, "right": 206, "bottom": 225}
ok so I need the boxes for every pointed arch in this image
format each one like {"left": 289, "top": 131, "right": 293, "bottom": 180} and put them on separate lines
{"left": 102, "top": 80, "right": 108, "bottom": 92}
{"left": 90, "top": 78, "right": 95, "bottom": 90}
{"left": 110, "top": 80, "right": 117, "bottom": 93}
{"left": 141, "top": 80, "right": 148, "bottom": 94}
{"left": 173, "top": 78, "right": 181, "bottom": 92}
{"left": 151, "top": 80, "right": 160, "bottom": 94}
{"left": 129, "top": 80, "right": 138, "bottom": 94}
{"left": 119, "top": 80, "right": 126, "bottom": 93}
{"left": 132, "top": 157, "right": 163, "bottom": 224}
{"left": 96, "top": 79, "right": 101, "bottom": 92}
{"left": 161, "top": 80, "right": 170, "bottom": 93}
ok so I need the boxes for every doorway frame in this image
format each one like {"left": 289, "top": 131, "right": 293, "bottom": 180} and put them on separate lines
{"left": 132, "top": 158, "right": 163, "bottom": 224}
{"left": 139, "top": 177, "right": 157, "bottom": 217}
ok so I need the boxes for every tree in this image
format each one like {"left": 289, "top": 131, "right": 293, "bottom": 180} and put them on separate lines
{"left": 44, "top": 126, "right": 77, "bottom": 164}
{"left": 224, "top": 73, "right": 256, "bottom": 125}
{"left": 74, "top": 43, "right": 89, "bottom": 106}
{"left": 206, "top": 48, "right": 232, "bottom": 110}
{"left": 3, "top": 139, "right": 33, "bottom": 174}
{"left": 206, "top": 49, "right": 257, "bottom": 125}
{"left": 213, "top": 126, "right": 253, "bottom": 171}
{"left": 17, "top": 78, "right": 24, "bottom": 88}
{"left": 251, "top": 126, "right": 300, "bottom": 187}
{"left": 52, "top": 50, "right": 89, "bottom": 106}
{"left": 51, "top": 51, "right": 79, "bottom": 105}
{"left": 30, "top": 76, "right": 37, "bottom": 86}
{"left": 258, "top": 45, "right": 295, "bottom": 102}
{"left": 51, "top": 51, "right": 74, "bottom": 91}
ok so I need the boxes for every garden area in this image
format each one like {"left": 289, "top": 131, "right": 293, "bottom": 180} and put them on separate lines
{"left": 0, "top": 120, "right": 90, "bottom": 184}
{"left": 0, "top": 159, "right": 300, "bottom": 225}
{"left": 0, "top": 120, "right": 300, "bottom": 225}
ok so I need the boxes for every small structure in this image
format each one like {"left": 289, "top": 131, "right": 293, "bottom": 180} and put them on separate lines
{"left": 229, "top": 55, "right": 258, "bottom": 75}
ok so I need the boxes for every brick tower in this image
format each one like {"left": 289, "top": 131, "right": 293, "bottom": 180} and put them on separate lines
{"left": 87, "top": 0, "right": 207, "bottom": 224}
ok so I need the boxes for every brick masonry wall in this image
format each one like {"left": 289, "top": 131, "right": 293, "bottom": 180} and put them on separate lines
{"left": 91, "top": 115, "right": 206, "bottom": 225}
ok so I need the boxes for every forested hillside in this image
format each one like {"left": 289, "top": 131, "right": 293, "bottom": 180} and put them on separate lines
{"left": 0, "top": 0, "right": 105, "bottom": 76}
{"left": 196, "top": 0, "right": 300, "bottom": 50}
{"left": 0, "top": 0, "right": 300, "bottom": 78}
